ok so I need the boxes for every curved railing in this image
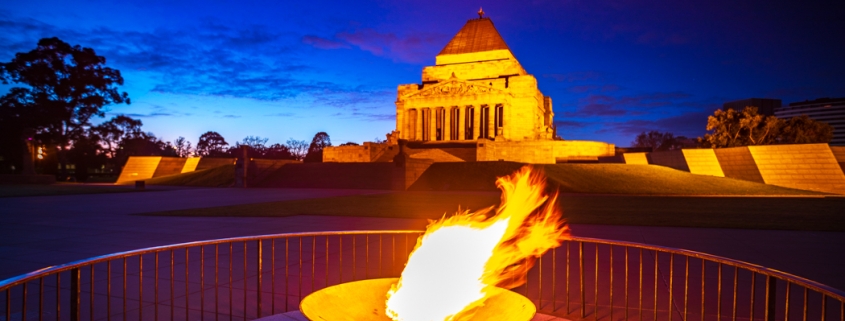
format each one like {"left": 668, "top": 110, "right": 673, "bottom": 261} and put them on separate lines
{"left": 1, "top": 231, "right": 843, "bottom": 321}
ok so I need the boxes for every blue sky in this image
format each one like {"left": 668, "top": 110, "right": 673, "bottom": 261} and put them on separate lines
{"left": 2, "top": 0, "right": 843, "bottom": 146}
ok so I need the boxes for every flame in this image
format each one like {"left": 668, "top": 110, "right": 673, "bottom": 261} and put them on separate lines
{"left": 385, "top": 166, "right": 570, "bottom": 321}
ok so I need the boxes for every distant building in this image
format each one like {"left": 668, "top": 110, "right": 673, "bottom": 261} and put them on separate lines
{"left": 723, "top": 98, "right": 782, "bottom": 116}
{"left": 775, "top": 97, "right": 845, "bottom": 146}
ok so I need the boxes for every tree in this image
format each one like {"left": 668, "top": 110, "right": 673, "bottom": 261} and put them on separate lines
{"left": 173, "top": 136, "right": 192, "bottom": 157}
{"left": 304, "top": 132, "right": 331, "bottom": 163}
{"left": 264, "top": 143, "right": 296, "bottom": 160}
{"left": 92, "top": 115, "right": 143, "bottom": 158}
{"left": 0, "top": 37, "right": 130, "bottom": 178}
{"left": 230, "top": 136, "right": 269, "bottom": 158}
{"left": 701, "top": 106, "right": 831, "bottom": 148}
{"left": 780, "top": 115, "right": 833, "bottom": 144}
{"left": 67, "top": 132, "right": 106, "bottom": 182}
{"left": 196, "top": 131, "right": 229, "bottom": 157}
{"left": 114, "top": 132, "right": 170, "bottom": 165}
{"left": 632, "top": 131, "right": 683, "bottom": 151}
{"left": 285, "top": 138, "right": 308, "bottom": 161}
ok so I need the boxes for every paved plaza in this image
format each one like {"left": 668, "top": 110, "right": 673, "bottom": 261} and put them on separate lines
{"left": 1, "top": 187, "right": 843, "bottom": 292}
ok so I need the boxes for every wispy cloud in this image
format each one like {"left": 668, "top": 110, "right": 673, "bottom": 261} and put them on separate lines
{"left": 563, "top": 92, "right": 693, "bottom": 117}
{"left": 0, "top": 14, "right": 391, "bottom": 104}
{"left": 596, "top": 111, "right": 710, "bottom": 137}
{"left": 336, "top": 29, "right": 445, "bottom": 64}
{"left": 301, "top": 35, "right": 349, "bottom": 49}
{"left": 543, "top": 71, "right": 606, "bottom": 82}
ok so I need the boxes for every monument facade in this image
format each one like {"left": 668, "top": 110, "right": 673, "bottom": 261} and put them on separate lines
{"left": 324, "top": 13, "right": 614, "bottom": 164}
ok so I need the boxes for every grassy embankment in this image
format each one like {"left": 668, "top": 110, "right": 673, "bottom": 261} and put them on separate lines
{"left": 139, "top": 163, "right": 843, "bottom": 231}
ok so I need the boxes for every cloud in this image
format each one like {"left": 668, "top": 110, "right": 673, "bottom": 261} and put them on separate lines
{"left": 543, "top": 71, "right": 605, "bottom": 82}
{"left": 223, "top": 115, "right": 241, "bottom": 118}
{"left": 564, "top": 92, "right": 693, "bottom": 117}
{"left": 118, "top": 112, "right": 173, "bottom": 118}
{"left": 554, "top": 120, "right": 590, "bottom": 128}
{"left": 330, "top": 111, "right": 395, "bottom": 121}
{"left": 0, "top": 14, "right": 392, "bottom": 104}
{"left": 336, "top": 29, "right": 445, "bottom": 63}
{"left": 595, "top": 111, "right": 711, "bottom": 137}
{"left": 568, "top": 85, "right": 598, "bottom": 93}
{"left": 301, "top": 35, "right": 349, "bottom": 49}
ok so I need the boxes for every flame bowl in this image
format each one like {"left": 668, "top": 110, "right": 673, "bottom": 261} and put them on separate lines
{"left": 299, "top": 278, "right": 536, "bottom": 321}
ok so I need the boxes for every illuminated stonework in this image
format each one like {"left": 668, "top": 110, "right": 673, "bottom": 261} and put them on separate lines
{"left": 396, "top": 17, "right": 553, "bottom": 142}
{"left": 324, "top": 14, "right": 615, "bottom": 164}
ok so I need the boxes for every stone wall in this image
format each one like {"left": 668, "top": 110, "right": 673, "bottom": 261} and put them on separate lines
{"left": 323, "top": 142, "right": 396, "bottom": 163}
{"left": 117, "top": 156, "right": 235, "bottom": 184}
{"left": 477, "top": 140, "right": 614, "bottom": 164}
{"left": 681, "top": 149, "right": 725, "bottom": 177}
{"left": 647, "top": 151, "right": 689, "bottom": 171}
{"left": 116, "top": 156, "right": 161, "bottom": 184}
{"left": 181, "top": 157, "right": 201, "bottom": 173}
{"left": 323, "top": 145, "right": 371, "bottom": 162}
{"left": 623, "top": 153, "right": 649, "bottom": 165}
{"left": 747, "top": 144, "right": 845, "bottom": 194}
{"left": 713, "top": 147, "right": 764, "bottom": 183}
{"left": 645, "top": 149, "right": 726, "bottom": 177}
{"left": 622, "top": 144, "right": 845, "bottom": 194}
{"left": 152, "top": 157, "right": 187, "bottom": 178}
{"left": 831, "top": 146, "right": 845, "bottom": 172}
{"left": 196, "top": 158, "right": 235, "bottom": 171}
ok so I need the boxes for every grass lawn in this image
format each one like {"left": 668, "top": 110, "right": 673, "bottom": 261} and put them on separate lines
{"left": 413, "top": 163, "right": 826, "bottom": 195}
{"left": 138, "top": 191, "right": 845, "bottom": 231}
{"left": 0, "top": 183, "right": 142, "bottom": 198}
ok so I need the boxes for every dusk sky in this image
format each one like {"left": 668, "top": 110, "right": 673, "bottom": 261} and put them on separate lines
{"left": 2, "top": 0, "right": 843, "bottom": 147}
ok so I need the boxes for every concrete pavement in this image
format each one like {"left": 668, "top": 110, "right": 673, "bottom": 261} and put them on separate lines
{"left": 1, "top": 187, "right": 843, "bottom": 292}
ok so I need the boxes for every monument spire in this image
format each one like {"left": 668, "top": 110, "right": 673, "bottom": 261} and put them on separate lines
{"left": 478, "top": 7, "right": 485, "bottom": 18}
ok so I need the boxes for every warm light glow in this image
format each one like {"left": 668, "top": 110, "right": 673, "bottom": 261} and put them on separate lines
{"left": 385, "top": 166, "right": 569, "bottom": 321}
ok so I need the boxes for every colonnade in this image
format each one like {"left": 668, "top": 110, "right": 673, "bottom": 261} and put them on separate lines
{"left": 404, "top": 104, "right": 504, "bottom": 142}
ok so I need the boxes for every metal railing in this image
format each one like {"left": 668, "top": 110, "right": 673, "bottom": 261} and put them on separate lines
{"left": 1, "top": 231, "right": 843, "bottom": 321}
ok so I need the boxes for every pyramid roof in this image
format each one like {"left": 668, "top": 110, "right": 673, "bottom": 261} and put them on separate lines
{"left": 438, "top": 17, "right": 510, "bottom": 56}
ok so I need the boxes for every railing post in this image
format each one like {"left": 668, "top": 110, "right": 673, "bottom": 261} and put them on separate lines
{"left": 70, "top": 268, "right": 80, "bottom": 321}
{"left": 765, "top": 276, "right": 777, "bottom": 321}
{"left": 580, "top": 242, "right": 585, "bottom": 318}
{"left": 257, "top": 239, "right": 263, "bottom": 318}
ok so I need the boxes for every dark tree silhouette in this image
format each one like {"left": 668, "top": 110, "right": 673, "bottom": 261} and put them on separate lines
{"left": 285, "top": 138, "right": 308, "bottom": 161}
{"left": 114, "top": 132, "right": 172, "bottom": 165}
{"left": 230, "top": 136, "right": 268, "bottom": 158}
{"left": 632, "top": 131, "right": 683, "bottom": 152}
{"left": 264, "top": 144, "right": 296, "bottom": 160}
{"left": 701, "top": 106, "right": 832, "bottom": 147}
{"left": 0, "top": 37, "right": 130, "bottom": 178}
{"left": 68, "top": 133, "right": 105, "bottom": 182}
{"left": 779, "top": 115, "right": 833, "bottom": 144}
{"left": 196, "top": 131, "right": 229, "bottom": 157}
{"left": 304, "top": 132, "right": 331, "bottom": 163}
{"left": 92, "top": 115, "right": 143, "bottom": 158}
{"left": 173, "top": 136, "right": 192, "bottom": 157}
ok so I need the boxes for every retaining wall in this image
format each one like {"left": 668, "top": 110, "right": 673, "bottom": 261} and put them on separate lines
{"left": 623, "top": 144, "right": 845, "bottom": 194}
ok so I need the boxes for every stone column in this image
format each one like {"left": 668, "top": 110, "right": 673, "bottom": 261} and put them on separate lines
{"left": 472, "top": 105, "right": 480, "bottom": 140}
{"left": 429, "top": 108, "right": 437, "bottom": 142}
{"left": 488, "top": 104, "right": 495, "bottom": 138}
{"left": 443, "top": 107, "right": 451, "bottom": 141}
{"left": 416, "top": 108, "right": 423, "bottom": 141}
{"left": 396, "top": 104, "right": 404, "bottom": 140}
{"left": 458, "top": 106, "right": 465, "bottom": 141}
{"left": 406, "top": 109, "right": 414, "bottom": 140}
